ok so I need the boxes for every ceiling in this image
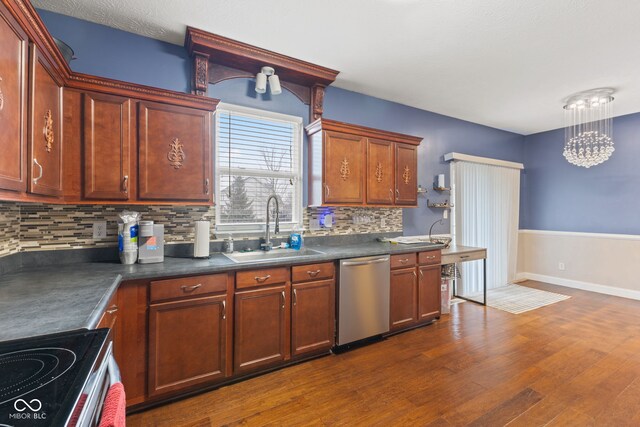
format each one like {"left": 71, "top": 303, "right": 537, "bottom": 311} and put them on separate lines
{"left": 32, "top": 0, "right": 640, "bottom": 135}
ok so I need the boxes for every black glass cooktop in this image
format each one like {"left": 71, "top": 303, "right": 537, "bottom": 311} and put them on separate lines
{"left": 0, "top": 329, "right": 108, "bottom": 427}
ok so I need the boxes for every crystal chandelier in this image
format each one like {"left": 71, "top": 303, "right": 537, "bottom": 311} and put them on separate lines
{"left": 563, "top": 88, "right": 615, "bottom": 168}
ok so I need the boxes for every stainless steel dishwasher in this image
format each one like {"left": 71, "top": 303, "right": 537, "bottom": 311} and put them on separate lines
{"left": 337, "top": 255, "right": 390, "bottom": 346}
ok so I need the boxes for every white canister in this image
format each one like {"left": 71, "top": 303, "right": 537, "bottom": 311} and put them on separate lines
{"left": 194, "top": 220, "right": 210, "bottom": 258}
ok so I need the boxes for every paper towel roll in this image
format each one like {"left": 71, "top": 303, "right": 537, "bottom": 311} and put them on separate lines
{"left": 194, "top": 220, "right": 210, "bottom": 258}
{"left": 437, "top": 174, "right": 446, "bottom": 188}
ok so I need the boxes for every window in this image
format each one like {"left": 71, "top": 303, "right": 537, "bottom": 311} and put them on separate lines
{"left": 214, "top": 103, "right": 303, "bottom": 234}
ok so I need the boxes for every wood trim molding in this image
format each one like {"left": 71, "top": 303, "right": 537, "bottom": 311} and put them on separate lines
{"left": 444, "top": 152, "right": 524, "bottom": 170}
{"left": 193, "top": 51, "right": 209, "bottom": 96}
{"left": 305, "top": 118, "right": 423, "bottom": 146}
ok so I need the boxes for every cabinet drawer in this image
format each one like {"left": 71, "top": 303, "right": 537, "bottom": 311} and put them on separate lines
{"left": 236, "top": 267, "right": 290, "bottom": 289}
{"left": 419, "top": 250, "right": 441, "bottom": 266}
{"left": 391, "top": 253, "right": 417, "bottom": 269}
{"left": 150, "top": 274, "right": 227, "bottom": 303}
{"left": 292, "top": 262, "right": 335, "bottom": 283}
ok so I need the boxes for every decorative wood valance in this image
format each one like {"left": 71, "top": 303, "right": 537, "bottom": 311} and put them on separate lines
{"left": 185, "top": 27, "right": 340, "bottom": 121}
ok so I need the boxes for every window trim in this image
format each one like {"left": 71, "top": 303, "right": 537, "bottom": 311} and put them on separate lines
{"left": 214, "top": 102, "right": 304, "bottom": 235}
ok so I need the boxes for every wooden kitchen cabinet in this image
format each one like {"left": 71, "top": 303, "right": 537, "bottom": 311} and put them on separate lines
{"left": 390, "top": 267, "right": 418, "bottom": 331}
{"left": 306, "top": 118, "right": 422, "bottom": 207}
{"left": 28, "top": 44, "right": 63, "bottom": 197}
{"left": 323, "top": 130, "right": 365, "bottom": 204}
{"left": 0, "top": 3, "right": 28, "bottom": 193}
{"left": 418, "top": 264, "right": 442, "bottom": 323}
{"left": 83, "top": 92, "right": 132, "bottom": 200}
{"left": 234, "top": 284, "right": 290, "bottom": 374}
{"left": 291, "top": 263, "right": 335, "bottom": 357}
{"left": 395, "top": 143, "right": 418, "bottom": 205}
{"left": 148, "top": 294, "right": 228, "bottom": 397}
{"left": 366, "top": 138, "right": 394, "bottom": 205}
{"left": 138, "top": 101, "right": 212, "bottom": 202}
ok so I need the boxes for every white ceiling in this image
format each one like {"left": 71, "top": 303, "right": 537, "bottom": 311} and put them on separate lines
{"left": 32, "top": 0, "right": 640, "bottom": 135}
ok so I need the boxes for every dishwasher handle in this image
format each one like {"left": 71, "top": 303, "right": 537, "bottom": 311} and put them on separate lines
{"left": 342, "top": 257, "right": 389, "bottom": 267}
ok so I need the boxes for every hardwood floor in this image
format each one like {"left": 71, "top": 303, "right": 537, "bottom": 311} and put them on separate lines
{"left": 127, "top": 281, "right": 640, "bottom": 426}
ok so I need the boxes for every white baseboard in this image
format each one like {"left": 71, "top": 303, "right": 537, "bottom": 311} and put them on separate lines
{"left": 517, "top": 272, "right": 640, "bottom": 301}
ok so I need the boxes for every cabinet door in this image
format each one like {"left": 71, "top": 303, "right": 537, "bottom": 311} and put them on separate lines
{"left": 148, "top": 294, "right": 227, "bottom": 397}
{"left": 138, "top": 101, "right": 211, "bottom": 201}
{"left": 292, "top": 280, "right": 335, "bottom": 357}
{"left": 83, "top": 92, "right": 131, "bottom": 200}
{"left": 366, "top": 138, "right": 394, "bottom": 205}
{"left": 395, "top": 143, "right": 417, "bottom": 206}
{"left": 28, "top": 45, "right": 62, "bottom": 196}
{"left": 418, "top": 265, "right": 441, "bottom": 322}
{"left": 234, "top": 285, "right": 289, "bottom": 374}
{"left": 323, "top": 130, "right": 364, "bottom": 204}
{"left": 0, "top": 5, "right": 28, "bottom": 192}
{"left": 390, "top": 267, "right": 418, "bottom": 331}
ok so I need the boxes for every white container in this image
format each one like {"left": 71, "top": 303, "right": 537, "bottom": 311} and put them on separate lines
{"left": 194, "top": 220, "right": 210, "bottom": 258}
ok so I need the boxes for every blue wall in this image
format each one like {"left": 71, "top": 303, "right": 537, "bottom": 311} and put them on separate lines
{"left": 522, "top": 112, "right": 640, "bottom": 234}
{"left": 38, "top": 9, "right": 526, "bottom": 236}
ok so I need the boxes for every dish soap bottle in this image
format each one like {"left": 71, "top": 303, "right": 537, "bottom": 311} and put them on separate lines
{"left": 289, "top": 226, "right": 303, "bottom": 250}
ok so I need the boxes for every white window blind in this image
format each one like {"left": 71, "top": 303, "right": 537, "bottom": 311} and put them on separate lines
{"left": 214, "top": 103, "right": 303, "bottom": 234}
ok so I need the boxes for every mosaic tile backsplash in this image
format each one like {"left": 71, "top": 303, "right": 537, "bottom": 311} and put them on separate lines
{"left": 0, "top": 202, "right": 402, "bottom": 256}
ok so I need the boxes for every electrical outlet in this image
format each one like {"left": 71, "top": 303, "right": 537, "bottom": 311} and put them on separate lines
{"left": 443, "top": 209, "right": 448, "bottom": 219}
{"left": 309, "top": 219, "right": 320, "bottom": 231}
{"left": 558, "top": 262, "right": 565, "bottom": 271}
{"left": 381, "top": 218, "right": 386, "bottom": 227}
{"left": 93, "top": 221, "right": 107, "bottom": 239}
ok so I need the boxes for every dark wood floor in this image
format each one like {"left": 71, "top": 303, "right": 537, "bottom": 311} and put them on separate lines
{"left": 127, "top": 281, "right": 640, "bottom": 426}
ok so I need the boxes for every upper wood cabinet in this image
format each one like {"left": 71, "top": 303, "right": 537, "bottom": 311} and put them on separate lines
{"left": 28, "top": 44, "right": 63, "bottom": 197}
{"left": 323, "top": 130, "right": 365, "bottom": 204}
{"left": 0, "top": 4, "right": 28, "bottom": 193}
{"left": 395, "top": 143, "right": 418, "bottom": 206}
{"left": 306, "top": 119, "right": 422, "bottom": 207}
{"left": 367, "top": 138, "right": 394, "bottom": 205}
{"left": 138, "top": 101, "right": 212, "bottom": 202}
{"left": 83, "top": 92, "right": 132, "bottom": 200}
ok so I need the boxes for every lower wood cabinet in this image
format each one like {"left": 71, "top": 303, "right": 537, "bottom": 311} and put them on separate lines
{"left": 292, "top": 279, "right": 335, "bottom": 357}
{"left": 390, "top": 267, "right": 418, "bottom": 331}
{"left": 234, "top": 284, "right": 289, "bottom": 374}
{"left": 418, "top": 264, "right": 441, "bottom": 322}
{"left": 148, "top": 294, "right": 228, "bottom": 397}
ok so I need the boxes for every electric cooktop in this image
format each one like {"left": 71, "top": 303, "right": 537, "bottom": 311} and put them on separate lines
{"left": 0, "top": 329, "right": 108, "bottom": 427}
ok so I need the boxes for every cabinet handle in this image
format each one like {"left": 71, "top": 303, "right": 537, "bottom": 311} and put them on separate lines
{"left": 307, "top": 269, "right": 321, "bottom": 277}
{"left": 293, "top": 289, "right": 297, "bottom": 306}
{"left": 399, "top": 258, "right": 409, "bottom": 264}
{"left": 106, "top": 304, "right": 118, "bottom": 315}
{"left": 221, "top": 300, "right": 226, "bottom": 320}
{"left": 413, "top": 271, "right": 417, "bottom": 278}
{"left": 325, "top": 184, "right": 330, "bottom": 198}
{"left": 181, "top": 284, "right": 202, "bottom": 292}
{"left": 255, "top": 274, "right": 271, "bottom": 283}
{"left": 420, "top": 269, "right": 424, "bottom": 278}
{"left": 205, "top": 178, "right": 210, "bottom": 195}
{"left": 396, "top": 188, "right": 400, "bottom": 198}
{"left": 281, "top": 291, "right": 286, "bottom": 309}
{"left": 122, "top": 175, "right": 128, "bottom": 193}
{"left": 389, "top": 188, "right": 393, "bottom": 201}
{"left": 426, "top": 255, "right": 436, "bottom": 260}
{"left": 460, "top": 255, "right": 470, "bottom": 259}
{"left": 33, "top": 158, "right": 43, "bottom": 184}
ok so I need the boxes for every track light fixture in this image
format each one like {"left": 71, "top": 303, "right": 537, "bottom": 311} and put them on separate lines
{"left": 255, "top": 66, "right": 282, "bottom": 95}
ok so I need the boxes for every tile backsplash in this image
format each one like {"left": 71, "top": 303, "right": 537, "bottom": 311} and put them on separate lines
{"left": 0, "top": 202, "right": 402, "bottom": 256}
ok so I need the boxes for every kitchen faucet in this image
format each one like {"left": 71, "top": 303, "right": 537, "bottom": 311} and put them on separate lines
{"left": 261, "top": 195, "right": 280, "bottom": 251}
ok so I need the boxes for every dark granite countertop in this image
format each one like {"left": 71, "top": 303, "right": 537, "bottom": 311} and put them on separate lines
{"left": 0, "top": 241, "right": 443, "bottom": 343}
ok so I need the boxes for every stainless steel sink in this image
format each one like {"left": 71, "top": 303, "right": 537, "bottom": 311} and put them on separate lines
{"left": 222, "top": 248, "right": 325, "bottom": 263}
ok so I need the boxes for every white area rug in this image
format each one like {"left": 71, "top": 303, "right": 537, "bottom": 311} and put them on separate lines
{"left": 487, "top": 284, "right": 571, "bottom": 314}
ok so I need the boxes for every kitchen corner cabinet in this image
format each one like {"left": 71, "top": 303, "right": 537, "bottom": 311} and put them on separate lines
{"left": 0, "top": 4, "right": 28, "bottom": 193}
{"left": 306, "top": 118, "right": 422, "bottom": 207}
{"left": 83, "top": 92, "right": 132, "bottom": 200}
{"left": 138, "top": 101, "right": 212, "bottom": 202}
{"left": 395, "top": 143, "right": 418, "bottom": 205}
{"left": 28, "top": 44, "right": 63, "bottom": 197}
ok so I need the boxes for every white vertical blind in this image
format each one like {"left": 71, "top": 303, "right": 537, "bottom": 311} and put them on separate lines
{"left": 452, "top": 161, "right": 521, "bottom": 295}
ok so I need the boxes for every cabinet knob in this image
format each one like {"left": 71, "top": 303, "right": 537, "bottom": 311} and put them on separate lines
{"left": 33, "top": 158, "right": 43, "bottom": 184}
{"left": 122, "top": 175, "right": 128, "bottom": 193}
